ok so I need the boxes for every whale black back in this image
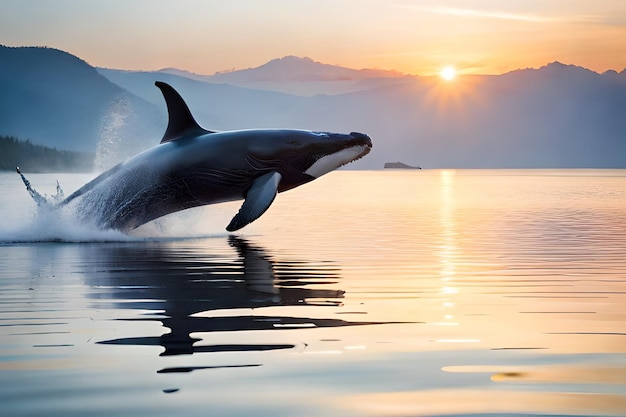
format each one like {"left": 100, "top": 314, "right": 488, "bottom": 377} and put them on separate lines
{"left": 155, "top": 81, "right": 213, "bottom": 143}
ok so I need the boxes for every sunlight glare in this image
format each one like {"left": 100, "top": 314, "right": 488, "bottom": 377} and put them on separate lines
{"left": 440, "top": 66, "right": 457, "bottom": 81}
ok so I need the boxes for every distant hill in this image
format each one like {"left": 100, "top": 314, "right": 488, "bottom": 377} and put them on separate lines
{"left": 0, "top": 45, "right": 162, "bottom": 167}
{"left": 211, "top": 55, "right": 404, "bottom": 81}
{"left": 0, "top": 135, "right": 94, "bottom": 172}
{"left": 154, "top": 56, "right": 411, "bottom": 96}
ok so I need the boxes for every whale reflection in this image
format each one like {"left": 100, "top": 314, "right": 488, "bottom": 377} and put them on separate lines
{"left": 83, "top": 237, "right": 385, "bottom": 358}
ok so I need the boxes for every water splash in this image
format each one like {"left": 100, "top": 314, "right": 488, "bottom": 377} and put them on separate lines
{"left": 5, "top": 165, "right": 236, "bottom": 244}
{"left": 16, "top": 167, "right": 65, "bottom": 207}
{"left": 5, "top": 170, "right": 137, "bottom": 243}
{"left": 94, "top": 94, "right": 131, "bottom": 172}
{"left": 5, "top": 170, "right": 231, "bottom": 243}
{"left": 0, "top": 203, "right": 229, "bottom": 243}
{"left": 0, "top": 203, "right": 133, "bottom": 243}
{"left": 15, "top": 167, "right": 49, "bottom": 206}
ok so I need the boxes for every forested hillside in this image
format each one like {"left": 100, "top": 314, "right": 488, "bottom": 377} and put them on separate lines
{"left": 0, "top": 135, "right": 94, "bottom": 172}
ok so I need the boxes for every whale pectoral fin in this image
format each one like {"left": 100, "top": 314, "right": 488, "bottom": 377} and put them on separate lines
{"left": 226, "top": 171, "right": 282, "bottom": 232}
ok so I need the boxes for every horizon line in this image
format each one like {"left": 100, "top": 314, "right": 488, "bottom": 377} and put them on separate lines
{"left": 3, "top": 44, "right": 626, "bottom": 77}
{"left": 100, "top": 58, "right": 626, "bottom": 78}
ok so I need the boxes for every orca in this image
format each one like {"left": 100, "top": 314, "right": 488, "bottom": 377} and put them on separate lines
{"left": 20, "top": 81, "right": 372, "bottom": 232}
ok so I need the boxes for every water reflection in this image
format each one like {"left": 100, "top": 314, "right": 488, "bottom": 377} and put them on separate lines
{"left": 437, "top": 170, "right": 460, "bottom": 329}
{"left": 2, "top": 171, "right": 625, "bottom": 417}
{"left": 82, "top": 237, "right": 389, "bottom": 358}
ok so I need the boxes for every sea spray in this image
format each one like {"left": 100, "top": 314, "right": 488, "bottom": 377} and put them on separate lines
{"left": 0, "top": 198, "right": 227, "bottom": 243}
{"left": 5, "top": 170, "right": 232, "bottom": 242}
{"left": 4, "top": 171, "right": 131, "bottom": 243}
{"left": 0, "top": 200, "right": 132, "bottom": 243}
{"left": 16, "top": 167, "right": 49, "bottom": 207}
{"left": 94, "top": 94, "right": 131, "bottom": 172}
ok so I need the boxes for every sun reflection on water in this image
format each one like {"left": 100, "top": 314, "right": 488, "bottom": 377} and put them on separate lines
{"left": 438, "top": 170, "right": 460, "bottom": 331}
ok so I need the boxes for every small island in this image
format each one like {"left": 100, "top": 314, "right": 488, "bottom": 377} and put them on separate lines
{"left": 384, "top": 161, "right": 421, "bottom": 169}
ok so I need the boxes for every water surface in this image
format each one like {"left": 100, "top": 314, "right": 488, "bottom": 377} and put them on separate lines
{"left": 1, "top": 170, "right": 625, "bottom": 416}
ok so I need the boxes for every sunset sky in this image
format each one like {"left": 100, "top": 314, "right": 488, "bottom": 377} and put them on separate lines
{"left": 2, "top": 0, "right": 625, "bottom": 76}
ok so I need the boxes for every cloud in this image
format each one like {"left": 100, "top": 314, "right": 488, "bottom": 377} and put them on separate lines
{"left": 412, "top": 6, "right": 554, "bottom": 23}
{"left": 589, "top": 13, "right": 626, "bottom": 27}
{"left": 401, "top": 4, "right": 626, "bottom": 27}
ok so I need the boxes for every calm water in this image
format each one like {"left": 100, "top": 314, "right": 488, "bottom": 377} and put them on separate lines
{"left": 0, "top": 169, "right": 625, "bottom": 417}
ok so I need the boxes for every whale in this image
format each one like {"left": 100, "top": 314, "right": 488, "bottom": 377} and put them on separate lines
{"left": 19, "top": 81, "right": 372, "bottom": 232}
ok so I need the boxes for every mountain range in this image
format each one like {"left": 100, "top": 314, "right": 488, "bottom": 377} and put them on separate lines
{"left": 155, "top": 55, "right": 410, "bottom": 96}
{"left": 1, "top": 45, "right": 625, "bottom": 169}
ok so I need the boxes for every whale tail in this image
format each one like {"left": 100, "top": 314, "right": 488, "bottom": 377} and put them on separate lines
{"left": 16, "top": 167, "right": 64, "bottom": 207}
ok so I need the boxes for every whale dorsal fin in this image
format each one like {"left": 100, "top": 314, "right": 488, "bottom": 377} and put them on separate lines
{"left": 155, "top": 81, "right": 213, "bottom": 143}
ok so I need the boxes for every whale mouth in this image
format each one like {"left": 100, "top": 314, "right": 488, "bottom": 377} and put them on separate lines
{"left": 339, "top": 132, "right": 372, "bottom": 166}
{"left": 304, "top": 132, "right": 373, "bottom": 178}
{"left": 347, "top": 131, "right": 372, "bottom": 161}
{"left": 349, "top": 132, "right": 373, "bottom": 148}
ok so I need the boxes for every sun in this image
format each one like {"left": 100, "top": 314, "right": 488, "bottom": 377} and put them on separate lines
{"left": 439, "top": 66, "right": 457, "bottom": 81}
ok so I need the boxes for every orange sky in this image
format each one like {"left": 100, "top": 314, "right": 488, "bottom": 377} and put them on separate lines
{"left": 1, "top": 0, "right": 625, "bottom": 75}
